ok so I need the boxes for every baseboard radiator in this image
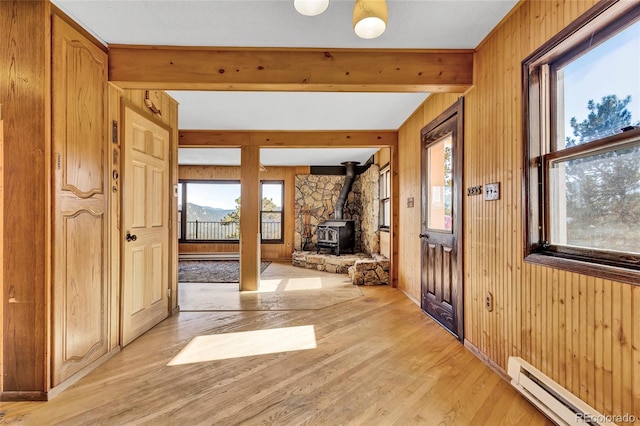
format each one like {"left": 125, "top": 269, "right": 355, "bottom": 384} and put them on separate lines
{"left": 507, "top": 357, "right": 616, "bottom": 426}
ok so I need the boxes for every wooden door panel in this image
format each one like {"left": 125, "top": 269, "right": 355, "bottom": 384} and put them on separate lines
{"left": 131, "top": 162, "right": 147, "bottom": 228}
{"left": 151, "top": 133, "right": 166, "bottom": 160}
{"left": 150, "top": 168, "right": 164, "bottom": 226}
{"left": 61, "top": 210, "right": 105, "bottom": 361}
{"left": 52, "top": 15, "right": 110, "bottom": 385}
{"left": 442, "top": 247, "right": 452, "bottom": 304}
{"left": 131, "top": 123, "right": 148, "bottom": 152}
{"left": 131, "top": 247, "right": 146, "bottom": 314}
{"left": 61, "top": 42, "right": 105, "bottom": 197}
{"left": 151, "top": 243, "right": 164, "bottom": 303}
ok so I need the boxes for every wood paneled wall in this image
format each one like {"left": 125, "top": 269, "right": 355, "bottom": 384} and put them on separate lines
{"left": 0, "top": 0, "right": 50, "bottom": 398}
{"left": 398, "top": 0, "right": 638, "bottom": 418}
{"left": 179, "top": 165, "right": 310, "bottom": 261}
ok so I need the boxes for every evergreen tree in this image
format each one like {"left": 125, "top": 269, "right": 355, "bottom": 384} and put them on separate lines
{"left": 563, "top": 95, "right": 640, "bottom": 251}
{"left": 221, "top": 197, "right": 279, "bottom": 238}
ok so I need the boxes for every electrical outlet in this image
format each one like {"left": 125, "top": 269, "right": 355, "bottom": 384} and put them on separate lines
{"left": 485, "top": 292, "right": 494, "bottom": 312}
{"left": 484, "top": 182, "right": 500, "bottom": 201}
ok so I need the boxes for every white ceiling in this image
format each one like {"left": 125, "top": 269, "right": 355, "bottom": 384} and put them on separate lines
{"left": 179, "top": 147, "right": 379, "bottom": 166}
{"left": 52, "top": 0, "right": 518, "bottom": 165}
{"left": 167, "top": 91, "right": 432, "bottom": 131}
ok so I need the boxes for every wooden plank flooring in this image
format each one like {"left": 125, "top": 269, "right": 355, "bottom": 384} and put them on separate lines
{"left": 0, "top": 285, "right": 551, "bottom": 425}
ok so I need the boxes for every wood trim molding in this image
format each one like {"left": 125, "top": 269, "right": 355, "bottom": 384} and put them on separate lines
{"left": 0, "top": 391, "right": 48, "bottom": 402}
{"left": 51, "top": 5, "right": 108, "bottom": 54}
{"left": 463, "top": 339, "right": 511, "bottom": 383}
{"left": 109, "top": 46, "right": 473, "bottom": 92}
{"left": 179, "top": 130, "right": 398, "bottom": 148}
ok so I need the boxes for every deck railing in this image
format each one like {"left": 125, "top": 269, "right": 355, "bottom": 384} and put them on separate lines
{"left": 178, "top": 220, "right": 282, "bottom": 241}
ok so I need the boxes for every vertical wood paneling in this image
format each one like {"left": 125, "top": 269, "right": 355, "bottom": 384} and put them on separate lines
{"left": 0, "top": 117, "right": 4, "bottom": 393}
{"left": 398, "top": 0, "right": 636, "bottom": 418}
{"left": 168, "top": 100, "right": 179, "bottom": 313}
{"left": 108, "top": 83, "right": 123, "bottom": 350}
{"left": 0, "top": 0, "right": 50, "bottom": 397}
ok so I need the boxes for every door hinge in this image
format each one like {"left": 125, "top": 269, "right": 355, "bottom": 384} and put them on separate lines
{"left": 56, "top": 153, "right": 61, "bottom": 170}
{"left": 166, "top": 288, "right": 171, "bottom": 298}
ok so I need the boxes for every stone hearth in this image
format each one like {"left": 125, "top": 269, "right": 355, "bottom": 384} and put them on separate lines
{"left": 292, "top": 251, "right": 389, "bottom": 285}
{"left": 292, "top": 251, "right": 369, "bottom": 274}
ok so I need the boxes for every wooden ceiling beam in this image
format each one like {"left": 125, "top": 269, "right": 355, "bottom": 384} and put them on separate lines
{"left": 109, "top": 46, "right": 473, "bottom": 92}
{"left": 179, "top": 130, "right": 398, "bottom": 148}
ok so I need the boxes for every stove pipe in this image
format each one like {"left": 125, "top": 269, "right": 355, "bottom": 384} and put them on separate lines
{"left": 334, "top": 161, "right": 359, "bottom": 220}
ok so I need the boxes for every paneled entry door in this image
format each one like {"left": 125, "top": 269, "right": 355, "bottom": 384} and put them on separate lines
{"left": 121, "top": 102, "right": 171, "bottom": 346}
{"left": 420, "top": 99, "right": 464, "bottom": 340}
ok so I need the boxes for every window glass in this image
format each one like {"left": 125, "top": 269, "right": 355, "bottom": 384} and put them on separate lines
{"left": 261, "top": 182, "right": 283, "bottom": 241}
{"left": 427, "top": 135, "right": 453, "bottom": 232}
{"left": 556, "top": 20, "right": 640, "bottom": 150}
{"left": 185, "top": 182, "right": 240, "bottom": 240}
{"left": 548, "top": 140, "right": 640, "bottom": 254}
{"left": 379, "top": 166, "right": 391, "bottom": 228}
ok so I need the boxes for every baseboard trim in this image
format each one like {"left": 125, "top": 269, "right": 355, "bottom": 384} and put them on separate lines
{"left": 47, "top": 347, "right": 121, "bottom": 400}
{"left": 399, "top": 288, "right": 421, "bottom": 308}
{"left": 179, "top": 253, "right": 239, "bottom": 260}
{"left": 463, "top": 339, "right": 511, "bottom": 383}
{"left": 0, "top": 391, "right": 48, "bottom": 402}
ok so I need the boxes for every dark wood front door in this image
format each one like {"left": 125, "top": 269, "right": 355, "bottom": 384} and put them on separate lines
{"left": 420, "top": 99, "right": 464, "bottom": 340}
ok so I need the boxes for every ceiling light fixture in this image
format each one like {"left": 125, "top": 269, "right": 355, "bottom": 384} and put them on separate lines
{"left": 353, "top": 0, "right": 387, "bottom": 39}
{"left": 294, "top": 0, "right": 329, "bottom": 16}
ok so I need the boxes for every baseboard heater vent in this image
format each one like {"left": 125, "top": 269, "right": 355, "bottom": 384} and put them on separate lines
{"left": 507, "top": 357, "right": 616, "bottom": 426}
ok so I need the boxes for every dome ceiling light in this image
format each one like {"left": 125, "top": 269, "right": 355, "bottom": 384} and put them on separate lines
{"left": 294, "top": 0, "right": 388, "bottom": 39}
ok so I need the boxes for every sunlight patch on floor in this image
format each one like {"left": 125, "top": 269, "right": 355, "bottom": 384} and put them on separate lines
{"left": 167, "top": 325, "right": 317, "bottom": 365}
{"left": 254, "top": 278, "right": 283, "bottom": 292}
{"left": 283, "top": 277, "right": 323, "bottom": 290}
{"left": 254, "top": 277, "right": 323, "bottom": 292}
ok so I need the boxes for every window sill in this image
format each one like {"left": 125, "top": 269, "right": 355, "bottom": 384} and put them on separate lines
{"left": 379, "top": 227, "right": 390, "bottom": 233}
{"left": 524, "top": 252, "right": 640, "bottom": 286}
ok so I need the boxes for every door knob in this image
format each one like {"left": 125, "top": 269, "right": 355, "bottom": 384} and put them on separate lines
{"left": 419, "top": 233, "right": 429, "bottom": 238}
{"left": 126, "top": 232, "right": 137, "bottom": 242}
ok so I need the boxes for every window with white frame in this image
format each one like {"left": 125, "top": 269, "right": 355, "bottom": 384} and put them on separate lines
{"left": 523, "top": 1, "right": 640, "bottom": 284}
{"left": 379, "top": 165, "right": 391, "bottom": 230}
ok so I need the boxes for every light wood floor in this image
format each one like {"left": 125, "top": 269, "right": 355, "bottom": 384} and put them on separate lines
{"left": 179, "top": 261, "right": 363, "bottom": 311}
{"left": 1, "top": 277, "right": 552, "bottom": 425}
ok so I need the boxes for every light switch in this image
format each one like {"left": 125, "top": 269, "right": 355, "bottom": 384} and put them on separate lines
{"left": 484, "top": 182, "right": 500, "bottom": 201}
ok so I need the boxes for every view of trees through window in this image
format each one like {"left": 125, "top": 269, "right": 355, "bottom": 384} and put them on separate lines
{"left": 547, "top": 15, "right": 640, "bottom": 256}
{"left": 550, "top": 95, "right": 640, "bottom": 254}
{"left": 178, "top": 181, "right": 283, "bottom": 242}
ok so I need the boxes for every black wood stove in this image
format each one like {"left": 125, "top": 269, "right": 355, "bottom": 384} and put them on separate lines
{"left": 316, "top": 220, "right": 355, "bottom": 256}
{"left": 316, "top": 161, "right": 358, "bottom": 256}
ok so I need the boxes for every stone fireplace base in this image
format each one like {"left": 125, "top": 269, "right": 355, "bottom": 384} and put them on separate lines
{"left": 292, "top": 251, "right": 369, "bottom": 274}
{"left": 292, "top": 251, "right": 389, "bottom": 285}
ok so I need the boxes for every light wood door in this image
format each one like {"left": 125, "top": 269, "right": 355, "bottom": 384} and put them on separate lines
{"left": 51, "top": 16, "right": 110, "bottom": 385}
{"left": 121, "top": 103, "right": 170, "bottom": 346}
{"left": 420, "top": 99, "right": 464, "bottom": 340}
